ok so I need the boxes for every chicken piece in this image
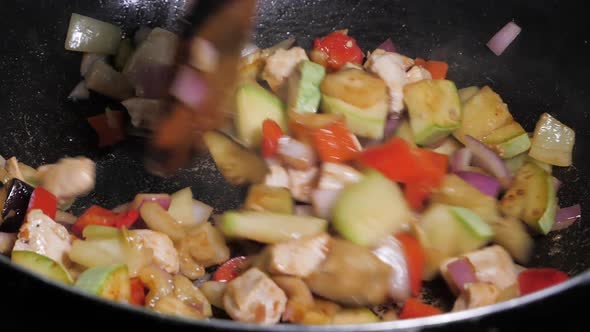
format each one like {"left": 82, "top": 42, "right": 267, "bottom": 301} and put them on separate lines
{"left": 37, "top": 157, "right": 95, "bottom": 201}
{"left": 373, "top": 235, "right": 411, "bottom": 303}
{"left": 262, "top": 47, "right": 309, "bottom": 92}
{"left": 13, "top": 210, "right": 72, "bottom": 266}
{"left": 264, "top": 162, "right": 289, "bottom": 189}
{"left": 272, "top": 276, "right": 315, "bottom": 323}
{"left": 129, "top": 229, "right": 179, "bottom": 274}
{"left": 268, "top": 233, "right": 330, "bottom": 278}
{"left": 452, "top": 282, "right": 500, "bottom": 312}
{"left": 223, "top": 268, "right": 287, "bottom": 325}
{"left": 5, "top": 157, "right": 24, "bottom": 182}
{"left": 364, "top": 50, "right": 410, "bottom": 114}
{"left": 406, "top": 65, "right": 432, "bottom": 84}
{"left": 462, "top": 245, "right": 518, "bottom": 291}
{"left": 287, "top": 167, "right": 319, "bottom": 203}
{"left": 317, "top": 162, "right": 363, "bottom": 190}
{"left": 367, "top": 49, "right": 415, "bottom": 70}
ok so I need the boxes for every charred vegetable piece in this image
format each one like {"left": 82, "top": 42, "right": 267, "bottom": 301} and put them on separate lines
{"left": 244, "top": 184, "right": 294, "bottom": 214}
{"left": 0, "top": 179, "right": 34, "bottom": 232}
{"left": 529, "top": 113, "right": 575, "bottom": 167}
{"left": 75, "top": 264, "right": 131, "bottom": 302}
{"left": 203, "top": 131, "right": 269, "bottom": 186}
{"left": 12, "top": 250, "right": 74, "bottom": 285}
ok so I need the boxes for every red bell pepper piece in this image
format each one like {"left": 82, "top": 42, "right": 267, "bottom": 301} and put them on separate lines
{"left": 212, "top": 256, "right": 250, "bottom": 282}
{"left": 414, "top": 58, "right": 449, "bottom": 80}
{"left": 114, "top": 209, "right": 140, "bottom": 229}
{"left": 261, "top": 119, "right": 284, "bottom": 158}
{"left": 313, "top": 31, "right": 364, "bottom": 71}
{"left": 71, "top": 205, "right": 139, "bottom": 236}
{"left": 399, "top": 298, "right": 442, "bottom": 319}
{"left": 395, "top": 233, "right": 425, "bottom": 297}
{"left": 518, "top": 268, "right": 569, "bottom": 296}
{"left": 313, "top": 120, "right": 360, "bottom": 163}
{"left": 27, "top": 186, "right": 57, "bottom": 220}
{"left": 87, "top": 113, "right": 125, "bottom": 148}
{"left": 129, "top": 277, "right": 146, "bottom": 306}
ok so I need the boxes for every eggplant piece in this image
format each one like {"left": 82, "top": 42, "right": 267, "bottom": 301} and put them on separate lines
{"left": 0, "top": 179, "right": 34, "bottom": 232}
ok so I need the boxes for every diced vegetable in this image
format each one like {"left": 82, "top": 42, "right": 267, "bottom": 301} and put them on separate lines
{"left": 65, "top": 13, "right": 122, "bottom": 54}
{"left": 373, "top": 235, "right": 411, "bottom": 302}
{"left": 139, "top": 202, "right": 185, "bottom": 242}
{"left": 72, "top": 205, "right": 137, "bottom": 236}
{"left": 455, "top": 171, "right": 501, "bottom": 197}
{"left": 244, "top": 184, "right": 293, "bottom": 214}
{"left": 277, "top": 137, "right": 317, "bottom": 170}
{"left": 464, "top": 135, "right": 512, "bottom": 188}
{"left": 130, "top": 193, "right": 171, "bottom": 211}
{"left": 235, "top": 82, "right": 287, "bottom": 148}
{"left": 399, "top": 298, "right": 442, "bottom": 319}
{"left": 192, "top": 199, "right": 213, "bottom": 226}
{"left": 288, "top": 111, "right": 345, "bottom": 145}
{"left": 518, "top": 268, "right": 568, "bottom": 296}
{"left": 377, "top": 38, "right": 396, "bottom": 52}
{"left": 313, "top": 120, "right": 360, "bottom": 163}
{"left": 12, "top": 251, "right": 73, "bottom": 285}
{"left": 321, "top": 68, "right": 388, "bottom": 109}
{"left": 482, "top": 122, "right": 531, "bottom": 159}
{"left": 443, "top": 258, "right": 477, "bottom": 294}
{"left": 489, "top": 217, "right": 534, "bottom": 263}
{"left": 415, "top": 58, "right": 449, "bottom": 80}
{"left": 306, "top": 239, "right": 391, "bottom": 306}
{"left": 220, "top": 211, "right": 327, "bottom": 244}
{"left": 212, "top": 256, "right": 250, "bottom": 282}
{"left": 396, "top": 233, "right": 425, "bottom": 297}
{"left": 458, "top": 86, "right": 480, "bottom": 104}
{"left": 553, "top": 204, "right": 582, "bottom": 231}
{"left": 404, "top": 79, "right": 461, "bottom": 146}
{"left": 68, "top": 237, "right": 127, "bottom": 268}
{"left": 80, "top": 53, "right": 107, "bottom": 77}
{"left": 85, "top": 61, "right": 134, "bottom": 100}
{"left": 75, "top": 264, "right": 131, "bottom": 302}
{"left": 83, "top": 225, "right": 121, "bottom": 240}
{"left": 203, "top": 131, "right": 269, "bottom": 186}
{"left": 261, "top": 119, "right": 284, "bottom": 158}
{"left": 333, "top": 170, "right": 410, "bottom": 246}
{"left": 462, "top": 245, "right": 518, "bottom": 291}
{"left": 129, "top": 277, "right": 146, "bottom": 306}
{"left": 0, "top": 179, "right": 34, "bottom": 232}
{"left": 167, "top": 187, "right": 196, "bottom": 228}
{"left": 114, "top": 39, "right": 134, "bottom": 70}
{"left": 487, "top": 21, "right": 522, "bottom": 56}
{"left": 529, "top": 113, "right": 575, "bottom": 167}
{"left": 312, "top": 31, "right": 364, "bottom": 71}
{"left": 287, "top": 60, "right": 326, "bottom": 113}
{"left": 27, "top": 187, "right": 57, "bottom": 220}
{"left": 321, "top": 94, "right": 388, "bottom": 140}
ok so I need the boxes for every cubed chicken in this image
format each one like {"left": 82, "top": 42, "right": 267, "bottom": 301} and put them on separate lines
{"left": 406, "top": 65, "right": 432, "bottom": 84}
{"left": 364, "top": 49, "right": 411, "bottom": 114}
{"left": 130, "top": 229, "right": 179, "bottom": 274}
{"left": 13, "top": 210, "right": 72, "bottom": 266}
{"left": 317, "top": 162, "right": 363, "bottom": 190}
{"left": 223, "top": 268, "right": 287, "bottom": 325}
{"left": 262, "top": 47, "right": 309, "bottom": 92}
{"left": 452, "top": 282, "right": 500, "bottom": 312}
{"left": 37, "top": 157, "right": 95, "bottom": 201}
{"left": 287, "top": 167, "right": 319, "bottom": 203}
{"left": 462, "top": 245, "right": 517, "bottom": 291}
{"left": 268, "top": 233, "right": 330, "bottom": 278}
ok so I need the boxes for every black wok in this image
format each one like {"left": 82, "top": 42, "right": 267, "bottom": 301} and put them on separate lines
{"left": 0, "top": 0, "right": 588, "bottom": 330}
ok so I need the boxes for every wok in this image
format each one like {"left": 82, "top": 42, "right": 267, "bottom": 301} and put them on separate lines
{"left": 0, "top": 0, "right": 588, "bottom": 330}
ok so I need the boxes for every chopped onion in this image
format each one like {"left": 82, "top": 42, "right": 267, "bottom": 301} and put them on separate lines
{"left": 68, "top": 80, "right": 90, "bottom": 101}
{"left": 134, "top": 26, "right": 152, "bottom": 46}
{"left": 447, "top": 258, "right": 477, "bottom": 292}
{"left": 455, "top": 172, "right": 501, "bottom": 197}
{"left": 486, "top": 21, "right": 521, "bottom": 56}
{"left": 130, "top": 193, "right": 172, "bottom": 211}
{"left": 311, "top": 189, "right": 341, "bottom": 219}
{"left": 277, "top": 137, "right": 317, "bottom": 170}
{"left": 55, "top": 210, "right": 78, "bottom": 224}
{"left": 121, "top": 98, "right": 166, "bottom": 130}
{"left": 190, "top": 37, "right": 219, "bottom": 73}
{"left": 373, "top": 236, "right": 411, "bottom": 303}
{"left": 464, "top": 135, "right": 512, "bottom": 188}
{"left": 0, "top": 232, "right": 17, "bottom": 255}
{"left": 552, "top": 204, "right": 581, "bottom": 231}
{"left": 193, "top": 199, "right": 214, "bottom": 225}
{"left": 85, "top": 61, "right": 134, "bottom": 100}
{"left": 377, "top": 38, "right": 396, "bottom": 53}
{"left": 65, "top": 13, "right": 122, "bottom": 55}
{"left": 241, "top": 43, "right": 259, "bottom": 57}
{"left": 80, "top": 53, "right": 107, "bottom": 77}
{"left": 170, "top": 65, "right": 208, "bottom": 109}
{"left": 450, "top": 148, "right": 473, "bottom": 173}
{"left": 529, "top": 113, "right": 575, "bottom": 167}
{"left": 294, "top": 205, "right": 314, "bottom": 216}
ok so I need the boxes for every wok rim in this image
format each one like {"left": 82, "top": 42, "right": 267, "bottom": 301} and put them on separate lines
{"left": 2, "top": 253, "right": 587, "bottom": 331}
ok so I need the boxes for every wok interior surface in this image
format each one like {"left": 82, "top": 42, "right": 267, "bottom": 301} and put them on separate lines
{"left": 0, "top": 0, "right": 588, "bottom": 330}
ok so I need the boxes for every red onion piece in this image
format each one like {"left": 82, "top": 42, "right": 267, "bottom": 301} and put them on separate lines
{"left": 487, "top": 21, "right": 522, "bottom": 56}
{"left": 130, "top": 194, "right": 172, "bottom": 211}
{"left": 384, "top": 114, "right": 401, "bottom": 139}
{"left": 455, "top": 171, "right": 501, "bottom": 197}
{"left": 169, "top": 65, "right": 208, "bottom": 109}
{"left": 377, "top": 38, "right": 396, "bottom": 53}
{"left": 193, "top": 199, "right": 213, "bottom": 225}
{"left": 55, "top": 210, "right": 78, "bottom": 224}
{"left": 464, "top": 135, "right": 512, "bottom": 188}
{"left": 447, "top": 258, "right": 477, "bottom": 291}
{"left": 552, "top": 204, "right": 581, "bottom": 231}
{"left": 450, "top": 148, "right": 473, "bottom": 173}
{"left": 311, "top": 189, "right": 341, "bottom": 219}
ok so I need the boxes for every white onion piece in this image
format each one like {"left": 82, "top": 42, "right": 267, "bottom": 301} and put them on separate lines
{"left": 0, "top": 232, "right": 17, "bottom": 255}
{"left": 464, "top": 135, "right": 512, "bottom": 188}
{"left": 65, "top": 13, "right": 122, "bottom": 55}
{"left": 169, "top": 65, "right": 208, "bottom": 109}
{"left": 311, "top": 189, "right": 341, "bottom": 219}
{"left": 131, "top": 194, "right": 172, "bottom": 211}
{"left": 241, "top": 43, "right": 259, "bottom": 57}
{"left": 487, "top": 21, "right": 522, "bottom": 56}
{"left": 190, "top": 37, "right": 219, "bottom": 73}
{"left": 373, "top": 235, "right": 411, "bottom": 303}
{"left": 80, "top": 53, "right": 107, "bottom": 77}
{"left": 266, "top": 37, "right": 296, "bottom": 55}
{"left": 193, "top": 199, "right": 214, "bottom": 225}
{"left": 277, "top": 137, "right": 317, "bottom": 170}
{"left": 55, "top": 210, "right": 78, "bottom": 225}
{"left": 68, "top": 80, "right": 90, "bottom": 101}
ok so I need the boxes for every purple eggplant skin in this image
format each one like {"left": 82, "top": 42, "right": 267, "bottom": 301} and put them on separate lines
{"left": 0, "top": 179, "right": 34, "bottom": 232}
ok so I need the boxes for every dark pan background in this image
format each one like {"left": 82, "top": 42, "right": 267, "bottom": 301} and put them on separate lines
{"left": 0, "top": 0, "right": 588, "bottom": 331}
